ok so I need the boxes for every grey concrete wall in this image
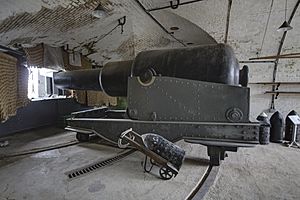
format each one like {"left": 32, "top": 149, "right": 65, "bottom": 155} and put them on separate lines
{"left": 0, "top": 98, "right": 87, "bottom": 137}
{"left": 248, "top": 62, "right": 300, "bottom": 121}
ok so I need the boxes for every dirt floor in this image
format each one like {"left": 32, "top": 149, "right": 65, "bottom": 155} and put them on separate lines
{"left": 204, "top": 143, "right": 300, "bottom": 200}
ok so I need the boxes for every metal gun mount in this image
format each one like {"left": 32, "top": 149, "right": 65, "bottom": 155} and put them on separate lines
{"left": 54, "top": 44, "right": 260, "bottom": 167}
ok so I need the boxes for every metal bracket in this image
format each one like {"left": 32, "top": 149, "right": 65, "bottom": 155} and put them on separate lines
{"left": 170, "top": 0, "right": 180, "bottom": 9}
{"left": 143, "top": 156, "right": 155, "bottom": 173}
{"left": 118, "top": 16, "right": 126, "bottom": 34}
{"left": 276, "top": 83, "right": 281, "bottom": 90}
{"left": 285, "top": 141, "right": 300, "bottom": 148}
{"left": 207, "top": 146, "right": 236, "bottom": 166}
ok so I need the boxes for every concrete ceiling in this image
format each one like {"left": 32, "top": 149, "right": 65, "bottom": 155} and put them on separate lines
{"left": 0, "top": 0, "right": 299, "bottom": 67}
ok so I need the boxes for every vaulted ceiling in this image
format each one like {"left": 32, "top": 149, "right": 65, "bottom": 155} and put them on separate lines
{"left": 0, "top": 0, "right": 299, "bottom": 67}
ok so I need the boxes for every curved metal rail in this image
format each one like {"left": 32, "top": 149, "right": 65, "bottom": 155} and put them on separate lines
{"left": 186, "top": 165, "right": 219, "bottom": 200}
{"left": 0, "top": 140, "right": 79, "bottom": 159}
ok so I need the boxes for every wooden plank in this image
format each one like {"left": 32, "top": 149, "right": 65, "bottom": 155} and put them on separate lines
{"left": 249, "top": 56, "right": 300, "bottom": 60}
{"left": 250, "top": 82, "right": 300, "bottom": 85}
{"left": 265, "top": 91, "right": 300, "bottom": 94}
{"left": 249, "top": 52, "right": 300, "bottom": 60}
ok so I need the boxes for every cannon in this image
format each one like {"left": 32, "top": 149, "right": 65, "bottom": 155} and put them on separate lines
{"left": 54, "top": 44, "right": 259, "bottom": 175}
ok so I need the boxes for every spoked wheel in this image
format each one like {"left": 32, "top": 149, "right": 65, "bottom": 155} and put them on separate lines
{"left": 159, "top": 167, "right": 174, "bottom": 180}
{"left": 118, "top": 129, "right": 135, "bottom": 148}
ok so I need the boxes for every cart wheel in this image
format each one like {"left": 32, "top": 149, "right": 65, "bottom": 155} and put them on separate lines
{"left": 76, "top": 132, "right": 90, "bottom": 142}
{"left": 159, "top": 167, "right": 174, "bottom": 180}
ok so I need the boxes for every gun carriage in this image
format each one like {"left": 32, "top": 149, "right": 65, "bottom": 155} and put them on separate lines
{"left": 54, "top": 44, "right": 259, "bottom": 179}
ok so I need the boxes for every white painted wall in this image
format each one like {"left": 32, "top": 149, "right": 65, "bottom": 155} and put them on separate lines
{"left": 248, "top": 61, "right": 300, "bottom": 121}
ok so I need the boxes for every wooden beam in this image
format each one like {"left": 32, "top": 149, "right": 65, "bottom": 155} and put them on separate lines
{"left": 265, "top": 91, "right": 300, "bottom": 94}
{"left": 249, "top": 52, "right": 300, "bottom": 60}
{"left": 250, "top": 82, "right": 300, "bottom": 85}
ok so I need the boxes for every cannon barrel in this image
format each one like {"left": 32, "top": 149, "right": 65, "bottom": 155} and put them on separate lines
{"left": 54, "top": 69, "right": 102, "bottom": 91}
{"left": 54, "top": 44, "right": 246, "bottom": 97}
{"left": 54, "top": 60, "right": 133, "bottom": 96}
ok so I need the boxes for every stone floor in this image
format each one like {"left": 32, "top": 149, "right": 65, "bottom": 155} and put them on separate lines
{"left": 1, "top": 127, "right": 299, "bottom": 200}
{"left": 0, "top": 127, "right": 210, "bottom": 200}
{"left": 204, "top": 143, "right": 300, "bottom": 200}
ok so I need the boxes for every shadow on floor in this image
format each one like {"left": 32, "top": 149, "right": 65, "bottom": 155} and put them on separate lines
{"left": 184, "top": 156, "right": 210, "bottom": 166}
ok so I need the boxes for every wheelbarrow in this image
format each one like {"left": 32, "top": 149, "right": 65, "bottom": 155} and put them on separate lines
{"left": 118, "top": 128, "right": 185, "bottom": 180}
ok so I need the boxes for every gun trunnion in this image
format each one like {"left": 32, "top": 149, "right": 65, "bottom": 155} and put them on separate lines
{"left": 54, "top": 43, "right": 259, "bottom": 166}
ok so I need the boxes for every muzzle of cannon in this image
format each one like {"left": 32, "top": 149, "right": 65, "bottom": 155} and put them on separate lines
{"left": 56, "top": 43, "right": 260, "bottom": 170}
{"left": 54, "top": 60, "right": 133, "bottom": 96}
